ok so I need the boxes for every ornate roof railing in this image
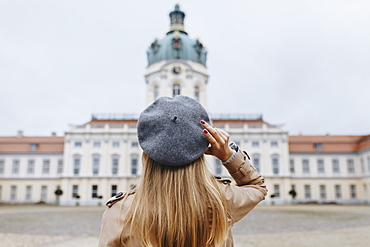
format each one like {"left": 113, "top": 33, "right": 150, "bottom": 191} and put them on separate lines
{"left": 210, "top": 114, "right": 263, "bottom": 121}
{"left": 91, "top": 114, "right": 139, "bottom": 121}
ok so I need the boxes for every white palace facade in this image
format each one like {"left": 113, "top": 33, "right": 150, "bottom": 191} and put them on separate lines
{"left": 1, "top": 5, "right": 370, "bottom": 206}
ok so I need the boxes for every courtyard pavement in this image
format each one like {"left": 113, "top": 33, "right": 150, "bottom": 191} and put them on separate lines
{"left": 0, "top": 204, "right": 369, "bottom": 247}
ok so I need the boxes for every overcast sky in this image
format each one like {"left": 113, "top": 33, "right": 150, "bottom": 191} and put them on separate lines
{"left": 1, "top": 0, "right": 369, "bottom": 136}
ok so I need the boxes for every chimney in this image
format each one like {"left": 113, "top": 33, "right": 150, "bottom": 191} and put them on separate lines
{"left": 17, "top": 130, "right": 23, "bottom": 138}
{"left": 51, "top": 132, "right": 57, "bottom": 137}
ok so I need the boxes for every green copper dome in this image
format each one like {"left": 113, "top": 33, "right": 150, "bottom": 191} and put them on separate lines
{"left": 147, "top": 5, "right": 207, "bottom": 67}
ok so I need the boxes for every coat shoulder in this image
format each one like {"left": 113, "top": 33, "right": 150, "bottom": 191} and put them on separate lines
{"left": 105, "top": 190, "right": 136, "bottom": 208}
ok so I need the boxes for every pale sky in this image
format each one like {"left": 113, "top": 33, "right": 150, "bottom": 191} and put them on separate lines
{"left": 1, "top": 0, "right": 369, "bottom": 136}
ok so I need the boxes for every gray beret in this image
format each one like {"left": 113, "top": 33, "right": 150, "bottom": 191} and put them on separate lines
{"left": 137, "top": 95, "right": 210, "bottom": 166}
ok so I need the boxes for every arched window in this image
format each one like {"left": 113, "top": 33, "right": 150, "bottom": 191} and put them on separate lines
{"left": 92, "top": 154, "right": 100, "bottom": 176}
{"left": 271, "top": 154, "right": 279, "bottom": 175}
{"left": 173, "top": 83, "right": 181, "bottom": 97}
{"left": 131, "top": 154, "right": 139, "bottom": 176}
{"left": 111, "top": 155, "right": 119, "bottom": 176}
{"left": 153, "top": 84, "right": 159, "bottom": 100}
{"left": 252, "top": 154, "right": 260, "bottom": 172}
{"left": 73, "top": 154, "right": 81, "bottom": 176}
{"left": 194, "top": 85, "right": 200, "bottom": 101}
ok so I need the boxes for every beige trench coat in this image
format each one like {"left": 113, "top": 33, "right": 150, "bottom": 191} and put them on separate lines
{"left": 99, "top": 149, "right": 267, "bottom": 246}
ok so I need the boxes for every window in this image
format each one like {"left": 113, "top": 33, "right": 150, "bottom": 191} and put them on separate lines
{"left": 332, "top": 159, "right": 340, "bottom": 174}
{"left": 347, "top": 159, "right": 355, "bottom": 174}
{"left": 274, "top": 184, "right": 280, "bottom": 198}
{"left": 0, "top": 186, "right": 2, "bottom": 200}
{"left": 111, "top": 185, "right": 117, "bottom": 197}
{"left": 252, "top": 156, "right": 260, "bottom": 172}
{"left": 131, "top": 142, "right": 139, "bottom": 148}
{"left": 304, "top": 185, "right": 311, "bottom": 199}
{"left": 26, "top": 186, "right": 32, "bottom": 201}
{"left": 42, "top": 160, "right": 50, "bottom": 174}
{"left": 367, "top": 156, "right": 370, "bottom": 172}
{"left": 92, "top": 156, "right": 100, "bottom": 176}
{"left": 249, "top": 124, "right": 262, "bottom": 129}
{"left": 72, "top": 185, "right": 79, "bottom": 198}
{"left": 289, "top": 159, "right": 295, "bottom": 173}
{"left": 320, "top": 185, "right": 326, "bottom": 199}
{"left": 112, "top": 141, "right": 120, "bottom": 148}
{"left": 10, "top": 186, "right": 17, "bottom": 201}
{"left": 41, "top": 186, "right": 47, "bottom": 202}
{"left": 27, "top": 160, "right": 35, "bottom": 174}
{"left": 131, "top": 156, "right": 138, "bottom": 176}
{"left": 317, "top": 159, "right": 325, "bottom": 174}
{"left": 153, "top": 85, "right": 159, "bottom": 100}
{"left": 252, "top": 141, "right": 259, "bottom": 147}
{"left": 92, "top": 185, "right": 98, "bottom": 198}
{"left": 215, "top": 159, "right": 222, "bottom": 176}
{"left": 194, "top": 85, "right": 200, "bottom": 101}
{"left": 314, "top": 143, "right": 323, "bottom": 151}
{"left": 93, "top": 141, "right": 101, "bottom": 148}
{"left": 112, "top": 156, "right": 119, "bottom": 175}
{"left": 302, "top": 159, "right": 310, "bottom": 174}
{"left": 272, "top": 156, "right": 279, "bottom": 175}
{"left": 335, "top": 185, "right": 341, "bottom": 199}
{"left": 57, "top": 160, "right": 63, "bottom": 174}
{"left": 0, "top": 160, "right": 4, "bottom": 174}
{"left": 73, "top": 156, "right": 81, "bottom": 176}
{"left": 12, "top": 160, "right": 20, "bottom": 174}
{"left": 30, "top": 143, "right": 38, "bottom": 151}
{"left": 74, "top": 141, "right": 82, "bottom": 147}
{"left": 230, "top": 124, "right": 243, "bottom": 129}
{"left": 271, "top": 141, "right": 278, "bottom": 147}
{"left": 350, "top": 185, "right": 356, "bottom": 199}
{"left": 361, "top": 158, "right": 365, "bottom": 173}
{"left": 172, "top": 83, "right": 181, "bottom": 97}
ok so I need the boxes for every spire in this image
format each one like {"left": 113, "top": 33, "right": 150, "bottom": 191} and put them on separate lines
{"left": 168, "top": 4, "right": 187, "bottom": 34}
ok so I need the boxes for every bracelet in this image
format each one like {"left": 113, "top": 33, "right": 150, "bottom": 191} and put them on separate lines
{"left": 222, "top": 150, "right": 237, "bottom": 165}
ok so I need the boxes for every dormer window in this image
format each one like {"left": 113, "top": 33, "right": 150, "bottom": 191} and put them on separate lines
{"left": 314, "top": 143, "right": 323, "bottom": 151}
{"left": 30, "top": 143, "right": 38, "bottom": 151}
{"left": 194, "top": 85, "right": 200, "bottom": 101}
{"left": 153, "top": 85, "right": 159, "bottom": 100}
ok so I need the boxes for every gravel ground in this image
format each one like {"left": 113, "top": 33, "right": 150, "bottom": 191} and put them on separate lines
{"left": 0, "top": 204, "right": 369, "bottom": 247}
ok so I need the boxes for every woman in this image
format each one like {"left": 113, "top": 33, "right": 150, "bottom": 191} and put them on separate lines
{"left": 99, "top": 96, "right": 267, "bottom": 247}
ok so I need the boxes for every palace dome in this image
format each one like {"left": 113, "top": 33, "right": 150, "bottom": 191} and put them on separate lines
{"left": 147, "top": 5, "right": 207, "bottom": 67}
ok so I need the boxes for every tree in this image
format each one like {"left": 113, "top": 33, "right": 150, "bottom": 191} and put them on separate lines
{"left": 289, "top": 189, "right": 297, "bottom": 204}
{"left": 54, "top": 187, "right": 63, "bottom": 206}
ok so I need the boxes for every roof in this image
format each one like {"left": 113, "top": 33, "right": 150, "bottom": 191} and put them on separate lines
{"left": 0, "top": 136, "right": 64, "bottom": 154}
{"left": 289, "top": 135, "right": 370, "bottom": 153}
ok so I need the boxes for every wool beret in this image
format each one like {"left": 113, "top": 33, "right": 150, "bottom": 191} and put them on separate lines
{"left": 137, "top": 95, "right": 210, "bottom": 166}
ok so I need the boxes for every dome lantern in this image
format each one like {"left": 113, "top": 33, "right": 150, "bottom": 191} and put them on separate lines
{"left": 168, "top": 4, "right": 187, "bottom": 34}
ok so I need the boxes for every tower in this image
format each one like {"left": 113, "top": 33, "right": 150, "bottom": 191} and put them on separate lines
{"left": 145, "top": 4, "right": 208, "bottom": 107}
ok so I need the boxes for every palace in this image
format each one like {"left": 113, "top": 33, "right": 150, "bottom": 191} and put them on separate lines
{"left": 1, "top": 5, "right": 369, "bottom": 205}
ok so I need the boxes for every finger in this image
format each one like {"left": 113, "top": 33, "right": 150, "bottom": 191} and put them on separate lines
{"left": 217, "top": 129, "right": 229, "bottom": 142}
{"left": 203, "top": 129, "right": 217, "bottom": 145}
{"left": 214, "top": 128, "right": 228, "bottom": 142}
{"left": 200, "top": 121, "right": 224, "bottom": 142}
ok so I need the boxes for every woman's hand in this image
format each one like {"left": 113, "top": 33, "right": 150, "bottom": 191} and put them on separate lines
{"left": 200, "top": 120, "right": 234, "bottom": 162}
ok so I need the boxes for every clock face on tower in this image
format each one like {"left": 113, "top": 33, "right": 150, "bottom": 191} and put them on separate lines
{"left": 171, "top": 65, "right": 182, "bottom": 75}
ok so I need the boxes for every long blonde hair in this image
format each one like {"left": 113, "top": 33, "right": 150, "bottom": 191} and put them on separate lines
{"left": 122, "top": 152, "right": 230, "bottom": 247}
